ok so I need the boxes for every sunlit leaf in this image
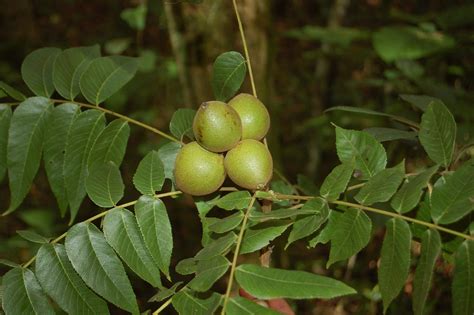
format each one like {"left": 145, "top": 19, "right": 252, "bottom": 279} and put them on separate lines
{"left": 208, "top": 211, "right": 243, "bottom": 233}
{"left": 133, "top": 150, "right": 165, "bottom": 195}
{"left": 430, "top": 159, "right": 474, "bottom": 224}
{"left": 88, "top": 119, "right": 130, "bottom": 169}
{"left": 43, "top": 103, "right": 79, "bottom": 215}
{"left": 212, "top": 191, "right": 252, "bottom": 210}
{"left": 195, "top": 232, "right": 237, "bottom": 259}
{"left": 413, "top": 229, "right": 441, "bottom": 315}
{"left": 320, "top": 163, "right": 354, "bottom": 200}
{"left": 452, "top": 240, "right": 474, "bottom": 315}
{"left": 135, "top": 195, "right": 173, "bottom": 277}
{"left": 391, "top": 165, "right": 438, "bottom": 213}
{"left": 53, "top": 45, "right": 101, "bottom": 100}
{"left": 172, "top": 289, "right": 221, "bottom": 315}
{"left": 211, "top": 51, "right": 247, "bottom": 101}
{"left": 36, "top": 244, "right": 109, "bottom": 314}
{"left": 419, "top": 100, "right": 456, "bottom": 167}
{"left": 2, "top": 267, "right": 55, "bottom": 315}
{"left": 240, "top": 221, "right": 290, "bottom": 254}
{"left": 235, "top": 264, "right": 356, "bottom": 299}
{"left": 0, "top": 105, "right": 12, "bottom": 182}
{"left": 170, "top": 108, "right": 196, "bottom": 141}
{"left": 21, "top": 47, "right": 61, "bottom": 97}
{"left": 287, "top": 198, "right": 329, "bottom": 247}
{"left": 64, "top": 109, "right": 106, "bottom": 222}
{"left": 86, "top": 161, "right": 124, "bottom": 207}
{"left": 335, "top": 127, "right": 387, "bottom": 180}
{"left": 379, "top": 218, "right": 412, "bottom": 313}
{"left": 355, "top": 160, "right": 405, "bottom": 205}
{"left": 188, "top": 255, "right": 230, "bottom": 292}
{"left": 65, "top": 222, "right": 139, "bottom": 314}
{"left": 103, "top": 207, "right": 161, "bottom": 287}
{"left": 5, "top": 97, "right": 52, "bottom": 214}
{"left": 80, "top": 56, "right": 138, "bottom": 105}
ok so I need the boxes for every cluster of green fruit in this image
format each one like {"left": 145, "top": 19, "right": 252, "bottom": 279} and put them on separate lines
{"left": 174, "top": 93, "right": 273, "bottom": 196}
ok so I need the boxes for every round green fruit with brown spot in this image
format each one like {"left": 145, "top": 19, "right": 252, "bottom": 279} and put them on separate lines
{"left": 228, "top": 93, "right": 270, "bottom": 140}
{"left": 193, "top": 101, "right": 242, "bottom": 152}
{"left": 174, "top": 142, "right": 226, "bottom": 196}
{"left": 224, "top": 139, "right": 273, "bottom": 190}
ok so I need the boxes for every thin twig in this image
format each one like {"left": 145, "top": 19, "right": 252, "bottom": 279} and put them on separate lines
{"left": 264, "top": 193, "right": 473, "bottom": 240}
{"left": 152, "top": 297, "right": 173, "bottom": 315}
{"left": 50, "top": 99, "right": 181, "bottom": 144}
{"left": 232, "top": 0, "right": 257, "bottom": 98}
{"left": 221, "top": 193, "right": 257, "bottom": 314}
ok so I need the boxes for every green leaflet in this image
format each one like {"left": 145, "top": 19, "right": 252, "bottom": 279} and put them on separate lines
{"left": 379, "top": 218, "right": 412, "bottom": 313}
{"left": 413, "top": 229, "right": 441, "bottom": 315}
{"left": 65, "top": 222, "right": 139, "bottom": 314}
{"left": 36, "top": 244, "right": 109, "bottom": 314}
{"left": 5, "top": 97, "right": 52, "bottom": 214}
{"left": 355, "top": 160, "right": 405, "bottom": 206}
{"left": 64, "top": 109, "right": 106, "bottom": 223}
{"left": 43, "top": 103, "right": 79, "bottom": 215}
{"left": 2, "top": 267, "right": 55, "bottom": 315}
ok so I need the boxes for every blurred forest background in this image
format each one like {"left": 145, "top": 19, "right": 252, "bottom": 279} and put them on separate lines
{"left": 1, "top": 0, "right": 473, "bottom": 314}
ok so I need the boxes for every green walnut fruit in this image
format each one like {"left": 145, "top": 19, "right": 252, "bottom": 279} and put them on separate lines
{"left": 224, "top": 139, "right": 273, "bottom": 190}
{"left": 174, "top": 142, "right": 226, "bottom": 196}
{"left": 228, "top": 93, "right": 270, "bottom": 140}
{"left": 193, "top": 101, "right": 242, "bottom": 152}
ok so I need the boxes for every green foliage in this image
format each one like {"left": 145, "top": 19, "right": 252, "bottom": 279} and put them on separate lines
{"left": 430, "top": 159, "right": 474, "bottom": 224}
{"left": 211, "top": 51, "right": 247, "bottom": 101}
{"left": 227, "top": 297, "right": 281, "bottom": 315}
{"left": 170, "top": 108, "right": 196, "bottom": 140}
{"left": 133, "top": 150, "right": 165, "bottom": 195}
{"left": 53, "top": 45, "right": 101, "bottom": 100}
{"left": 235, "top": 264, "right": 356, "bottom": 299}
{"left": 103, "top": 208, "right": 162, "bottom": 287}
{"left": 391, "top": 165, "right": 438, "bottom": 213}
{"left": 354, "top": 160, "right": 405, "bottom": 205}
{"left": 64, "top": 109, "right": 106, "bottom": 222}
{"left": 65, "top": 223, "right": 139, "bottom": 314}
{"left": 326, "top": 209, "right": 372, "bottom": 267}
{"left": 43, "top": 103, "right": 79, "bottom": 215}
{"left": 21, "top": 47, "right": 61, "bottom": 97}
{"left": 413, "top": 229, "right": 441, "bottom": 315}
{"left": 135, "top": 196, "right": 173, "bottom": 277}
{"left": 335, "top": 126, "right": 387, "bottom": 179}
{"left": 172, "top": 290, "right": 221, "bottom": 315}
{"left": 452, "top": 240, "right": 474, "bottom": 315}
{"left": 80, "top": 56, "right": 138, "bottom": 105}
{"left": 0, "top": 105, "right": 12, "bottom": 182}
{"left": 419, "top": 100, "right": 456, "bottom": 167}
{"left": 373, "top": 26, "right": 455, "bottom": 62}
{"left": 379, "top": 219, "right": 412, "bottom": 313}
{"left": 2, "top": 267, "right": 55, "bottom": 315}
{"left": 5, "top": 97, "right": 52, "bottom": 214}
{"left": 86, "top": 161, "right": 124, "bottom": 207}
{"left": 36, "top": 244, "right": 110, "bottom": 314}
{"left": 1, "top": 25, "right": 473, "bottom": 314}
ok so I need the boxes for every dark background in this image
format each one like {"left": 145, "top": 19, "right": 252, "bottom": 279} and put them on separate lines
{"left": 1, "top": 0, "right": 473, "bottom": 314}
